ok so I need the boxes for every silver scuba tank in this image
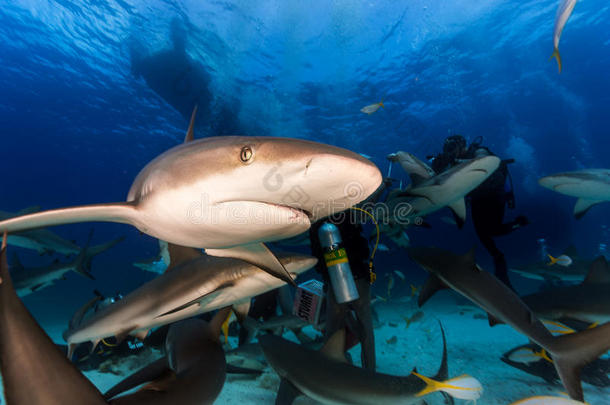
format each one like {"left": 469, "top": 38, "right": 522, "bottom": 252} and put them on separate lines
{"left": 318, "top": 222, "right": 359, "bottom": 304}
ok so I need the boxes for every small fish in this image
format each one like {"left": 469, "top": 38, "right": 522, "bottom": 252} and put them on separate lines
{"left": 387, "top": 275, "right": 395, "bottom": 298}
{"left": 543, "top": 320, "right": 576, "bottom": 335}
{"left": 547, "top": 254, "right": 573, "bottom": 267}
{"left": 550, "top": 0, "right": 578, "bottom": 73}
{"left": 410, "top": 284, "right": 421, "bottom": 297}
{"left": 359, "top": 153, "right": 373, "bottom": 160}
{"left": 403, "top": 310, "right": 424, "bottom": 328}
{"left": 386, "top": 336, "right": 397, "bottom": 345}
{"left": 394, "top": 270, "right": 405, "bottom": 280}
{"left": 412, "top": 372, "right": 483, "bottom": 401}
{"left": 375, "top": 294, "right": 387, "bottom": 302}
{"left": 221, "top": 310, "right": 234, "bottom": 344}
{"left": 377, "top": 243, "right": 390, "bottom": 252}
{"left": 360, "top": 100, "right": 384, "bottom": 115}
{"left": 510, "top": 396, "right": 586, "bottom": 405}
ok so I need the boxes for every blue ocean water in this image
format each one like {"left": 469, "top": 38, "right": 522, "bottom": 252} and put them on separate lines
{"left": 0, "top": 0, "right": 609, "bottom": 403}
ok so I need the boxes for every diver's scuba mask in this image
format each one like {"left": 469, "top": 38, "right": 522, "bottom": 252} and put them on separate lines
{"left": 443, "top": 135, "right": 467, "bottom": 160}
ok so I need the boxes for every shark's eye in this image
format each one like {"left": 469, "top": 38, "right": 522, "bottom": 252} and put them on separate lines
{"left": 240, "top": 146, "right": 254, "bottom": 164}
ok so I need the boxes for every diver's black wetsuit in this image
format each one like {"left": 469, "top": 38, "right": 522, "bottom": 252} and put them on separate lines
{"left": 432, "top": 145, "right": 527, "bottom": 289}
{"left": 309, "top": 217, "right": 376, "bottom": 371}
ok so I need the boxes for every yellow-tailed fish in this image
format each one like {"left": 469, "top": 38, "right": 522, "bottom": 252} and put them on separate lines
{"left": 547, "top": 254, "right": 573, "bottom": 267}
{"left": 551, "top": 0, "right": 578, "bottom": 73}
{"left": 360, "top": 100, "right": 384, "bottom": 115}
{"left": 410, "top": 284, "right": 420, "bottom": 297}
{"left": 221, "top": 310, "right": 234, "bottom": 344}
{"left": 510, "top": 395, "right": 587, "bottom": 405}
{"left": 375, "top": 294, "right": 387, "bottom": 302}
{"left": 413, "top": 372, "right": 483, "bottom": 401}
{"left": 543, "top": 319, "right": 575, "bottom": 335}
{"left": 403, "top": 310, "right": 424, "bottom": 328}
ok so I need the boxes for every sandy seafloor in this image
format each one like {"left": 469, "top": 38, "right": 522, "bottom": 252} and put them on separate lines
{"left": 3, "top": 291, "right": 609, "bottom": 405}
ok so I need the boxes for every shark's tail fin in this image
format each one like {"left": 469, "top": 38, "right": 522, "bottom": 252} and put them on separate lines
{"left": 81, "top": 234, "right": 125, "bottom": 273}
{"left": 550, "top": 48, "right": 562, "bottom": 73}
{"left": 0, "top": 202, "right": 138, "bottom": 234}
{"left": 548, "top": 322, "right": 610, "bottom": 401}
{"left": 72, "top": 230, "right": 95, "bottom": 280}
{"left": 411, "top": 322, "right": 483, "bottom": 402}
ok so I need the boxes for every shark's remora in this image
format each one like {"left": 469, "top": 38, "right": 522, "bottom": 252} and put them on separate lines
{"left": 539, "top": 169, "right": 610, "bottom": 219}
{"left": 0, "top": 136, "right": 381, "bottom": 284}
{"left": 63, "top": 244, "right": 316, "bottom": 353}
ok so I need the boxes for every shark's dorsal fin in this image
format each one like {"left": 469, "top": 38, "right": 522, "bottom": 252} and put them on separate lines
{"left": 583, "top": 256, "right": 610, "bottom": 284}
{"left": 574, "top": 198, "right": 602, "bottom": 219}
{"left": 320, "top": 328, "right": 347, "bottom": 363}
{"left": 184, "top": 104, "right": 198, "bottom": 143}
{"left": 166, "top": 243, "right": 203, "bottom": 272}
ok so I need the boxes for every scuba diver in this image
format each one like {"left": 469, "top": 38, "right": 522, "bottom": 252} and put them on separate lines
{"left": 430, "top": 135, "right": 529, "bottom": 288}
{"left": 63, "top": 291, "right": 149, "bottom": 371}
{"left": 309, "top": 215, "right": 376, "bottom": 371}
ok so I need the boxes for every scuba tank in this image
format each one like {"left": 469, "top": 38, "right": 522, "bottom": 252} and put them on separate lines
{"left": 318, "top": 222, "right": 359, "bottom": 304}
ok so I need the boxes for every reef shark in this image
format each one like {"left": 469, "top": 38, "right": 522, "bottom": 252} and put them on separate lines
{"left": 521, "top": 256, "right": 610, "bottom": 325}
{"left": 0, "top": 135, "right": 380, "bottom": 286}
{"left": 408, "top": 246, "right": 610, "bottom": 401}
{"left": 1, "top": 207, "right": 81, "bottom": 255}
{"left": 260, "top": 324, "right": 482, "bottom": 405}
{"left": 63, "top": 243, "right": 316, "bottom": 356}
{"left": 11, "top": 234, "right": 124, "bottom": 296}
{"left": 539, "top": 169, "right": 610, "bottom": 219}
{"left": 390, "top": 155, "right": 500, "bottom": 227}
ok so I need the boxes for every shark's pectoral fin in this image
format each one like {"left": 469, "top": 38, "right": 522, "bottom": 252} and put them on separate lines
{"left": 104, "top": 357, "right": 170, "bottom": 400}
{"left": 418, "top": 274, "right": 448, "bottom": 307}
{"left": 275, "top": 378, "right": 303, "bottom": 405}
{"left": 232, "top": 300, "right": 252, "bottom": 323}
{"left": 574, "top": 198, "right": 603, "bottom": 219}
{"left": 166, "top": 243, "right": 203, "bottom": 272}
{"left": 320, "top": 328, "right": 348, "bottom": 363}
{"left": 487, "top": 313, "right": 503, "bottom": 327}
{"left": 155, "top": 286, "right": 233, "bottom": 319}
{"left": 206, "top": 243, "right": 296, "bottom": 286}
{"left": 0, "top": 202, "right": 139, "bottom": 233}
{"left": 447, "top": 199, "right": 466, "bottom": 228}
